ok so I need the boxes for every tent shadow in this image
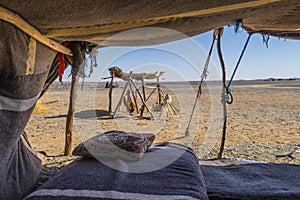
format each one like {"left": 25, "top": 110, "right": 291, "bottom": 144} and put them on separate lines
{"left": 75, "top": 109, "right": 110, "bottom": 119}
{"left": 44, "top": 114, "right": 67, "bottom": 119}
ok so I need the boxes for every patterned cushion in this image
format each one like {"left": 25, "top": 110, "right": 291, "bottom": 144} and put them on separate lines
{"left": 72, "top": 130, "right": 155, "bottom": 161}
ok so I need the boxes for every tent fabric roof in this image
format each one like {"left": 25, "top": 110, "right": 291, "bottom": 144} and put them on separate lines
{"left": 0, "top": 0, "right": 299, "bottom": 46}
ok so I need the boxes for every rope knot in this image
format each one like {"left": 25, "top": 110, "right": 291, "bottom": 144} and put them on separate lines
{"left": 225, "top": 86, "right": 233, "bottom": 104}
{"left": 213, "top": 27, "right": 224, "bottom": 40}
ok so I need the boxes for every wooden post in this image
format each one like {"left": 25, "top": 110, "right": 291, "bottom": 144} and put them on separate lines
{"left": 157, "top": 77, "right": 162, "bottom": 104}
{"left": 216, "top": 27, "right": 228, "bottom": 159}
{"left": 129, "top": 79, "right": 154, "bottom": 119}
{"left": 140, "top": 76, "right": 146, "bottom": 117}
{"left": 112, "top": 72, "right": 132, "bottom": 118}
{"left": 108, "top": 70, "right": 115, "bottom": 115}
{"left": 128, "top": 83, "right": 139, "bottom": 113}
{"left": 64, "top": 73, "right": 79, "bottom": 155}
{"left": 63, "top": 42, "right": 84, "bottom": 156}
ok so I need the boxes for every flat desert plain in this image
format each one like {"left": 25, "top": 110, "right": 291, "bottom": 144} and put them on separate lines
{"left": 25, "top": 80, "right": 300, "bottom": 183}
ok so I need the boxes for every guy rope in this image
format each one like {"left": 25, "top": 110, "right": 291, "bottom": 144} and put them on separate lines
{"left": 185, "top": 27, "right": 252, "bottom": 159}
{"left": 185, "top": 29, "right": 217, "bottom": 136}
{"left": 225, "top": 32, "right": 252, "bottom": 104}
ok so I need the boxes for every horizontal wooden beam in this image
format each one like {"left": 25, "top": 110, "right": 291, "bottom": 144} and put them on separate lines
{"left": 0, "top": 5, "right": 72, "bottom": 56}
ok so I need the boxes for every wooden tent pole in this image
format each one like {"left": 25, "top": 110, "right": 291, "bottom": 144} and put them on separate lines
{"left": 64, "top": 42, "right": 85, "bottom": 156}
{"left": 108, "top": 71, "right": 115, "bottom": 115}
{"left": 64, "top": 73, "right": 78, "bottom": 155}
{"left": 157, "top": 77, "right": 162, "bottom": 104}
{"left": 215, "top": 27, "right": 228, "bottom": 159}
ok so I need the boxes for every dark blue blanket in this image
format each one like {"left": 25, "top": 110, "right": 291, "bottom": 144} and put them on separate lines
{"left": 25, "top": 143, "right": 208, "bottom": 200}
{"left": 200, "top": 159, "right": 300, "bottom": 200}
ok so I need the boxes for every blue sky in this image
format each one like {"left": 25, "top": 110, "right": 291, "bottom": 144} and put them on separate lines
{"left": 63, "top": 26, "right": 300, "bottom": 82}
{"left": 194, "top": 27, "right": 300, "bottom": 80}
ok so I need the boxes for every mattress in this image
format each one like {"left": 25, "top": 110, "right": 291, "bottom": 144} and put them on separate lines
{"left": 25, "top": 142, "right": 208, "bottom": 200}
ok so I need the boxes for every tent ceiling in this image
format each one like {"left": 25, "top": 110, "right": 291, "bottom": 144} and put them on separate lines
{"left": 0, "top": 0, "right": 299, "bottom": 46}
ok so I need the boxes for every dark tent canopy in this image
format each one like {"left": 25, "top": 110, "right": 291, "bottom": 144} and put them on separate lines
{"left": 1, "top": 0, "right": 300, "bottom": 45}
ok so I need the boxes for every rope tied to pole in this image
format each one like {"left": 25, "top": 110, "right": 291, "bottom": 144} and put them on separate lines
{"left": 225, "top": 32, "right": 252, "bottom": 104}
{"left": 217, "top": 28, "right": 252, "bottom": 158}
{"left": 185, "top": 30, "right": 216, "bottom": 136}
{"left": 224, "top": 86, "right": 234, "bottom": 104}
{"left": 213, "top": 28, "right": 224, "bottom": 40}
{"left": 216, "top": 27, "right": 227, "bottom": 159}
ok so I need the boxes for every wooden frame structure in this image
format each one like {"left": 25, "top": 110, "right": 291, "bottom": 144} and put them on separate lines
{"left": 106, "top": 66, "right": 167, "bottom": 119}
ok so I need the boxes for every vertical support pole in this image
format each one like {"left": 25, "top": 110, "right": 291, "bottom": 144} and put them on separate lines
{"left": 64, "top": 73, "right": 78, "bottom": 155}
{"left": 140, "top": 76, "right": 146, "bottom": 117}
{"left": 157, "top": 77, "right": 162, "bottom": 104}
{"left": 64, "top": 42, "right": 84, "bottom": 156}
{"left": 108, "top": 70, "right": 115, "bottom": 115}
{"left": 216, "top": 27, "right": 227, "bottom": 159}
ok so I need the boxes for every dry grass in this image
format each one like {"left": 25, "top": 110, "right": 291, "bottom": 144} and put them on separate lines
{"left": 32, "top": 93, "right": 51, "bottom": 114}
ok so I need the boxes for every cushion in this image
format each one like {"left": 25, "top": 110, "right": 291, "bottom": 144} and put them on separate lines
{"left": 72, "top": 130, "right": 155, "bottom": 161}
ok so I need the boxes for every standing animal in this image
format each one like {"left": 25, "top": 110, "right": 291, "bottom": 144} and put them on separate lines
{"left": 123, "top": 90, "right": 136, "bottom": 114}
{"left": 163, "top": 94, "right": 172, "bottom": 106}
{"left": 163, "top": 94, "right": 178, "bottom": 118}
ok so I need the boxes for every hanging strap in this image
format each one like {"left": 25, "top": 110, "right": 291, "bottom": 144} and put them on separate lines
{"left": 185, "top": 30, "right": 216, "bottom": 136}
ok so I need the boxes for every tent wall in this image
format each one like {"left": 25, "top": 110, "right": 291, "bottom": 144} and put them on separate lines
{"left": 0, "top": 20, "right": 56, "bottom": 199}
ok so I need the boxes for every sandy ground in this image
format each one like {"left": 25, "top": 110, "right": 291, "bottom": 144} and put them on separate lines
{"left": 25, "top": 80, "right": 300, "bottom": 184}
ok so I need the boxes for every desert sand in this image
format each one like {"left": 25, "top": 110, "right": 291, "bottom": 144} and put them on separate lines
{"left": 25, "top": 79, "right": 300, "bottom": 185}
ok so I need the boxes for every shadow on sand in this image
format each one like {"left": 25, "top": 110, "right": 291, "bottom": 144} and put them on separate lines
{"left": 75, "top": 109, "right": 111, "bottom": 119}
